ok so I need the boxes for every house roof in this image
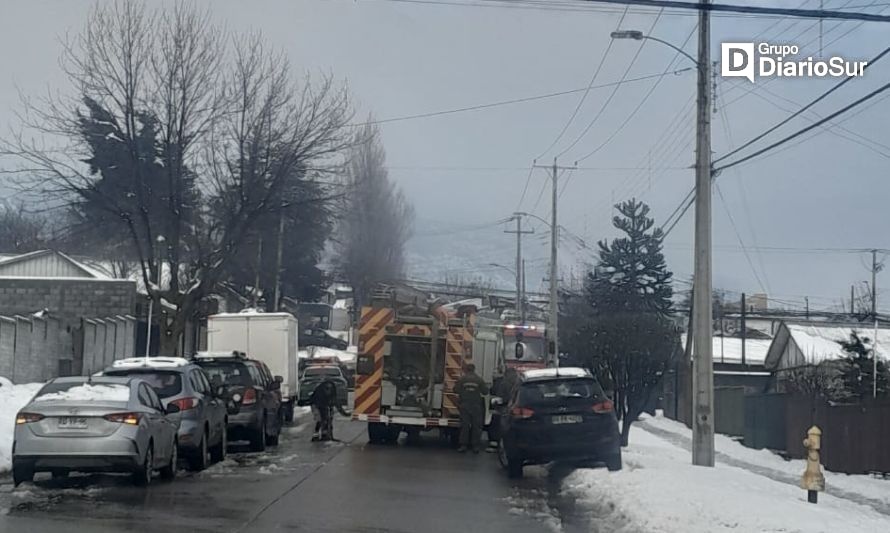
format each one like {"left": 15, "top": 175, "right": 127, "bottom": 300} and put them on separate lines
{"left": 764, "top": 322, "right": 890, "bottom": 369}
{"left": 0, "top": 250, "right": 116, "bottom": 280}
{"left": 681, "top": 334, "right": 772, "bottom": 365}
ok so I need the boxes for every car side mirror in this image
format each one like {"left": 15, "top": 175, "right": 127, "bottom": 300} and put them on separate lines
{"left": 490, "top": 396, "right": 504, "bottom": 407}
{"left": 274, "top": 375, "right": 284, "bottom": 383}
{"left": 166, "top": 403, "right": 181, "bottom": 415}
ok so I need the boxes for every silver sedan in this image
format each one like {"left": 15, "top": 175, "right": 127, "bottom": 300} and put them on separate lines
{"left": 12, "top": 376, "right": 181, "bottom": 486}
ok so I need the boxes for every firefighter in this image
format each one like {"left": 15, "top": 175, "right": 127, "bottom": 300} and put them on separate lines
{"left": 455, "top": 363, "right": 489, "bottom": 453}
{"left": 486, "top": 367, "right": 519, "bottom": 452}
{"left": 310, "top": 380, "right": 349, "bottom": 442}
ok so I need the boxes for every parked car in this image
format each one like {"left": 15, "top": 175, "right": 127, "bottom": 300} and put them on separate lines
{"left": 102, "top": 357, "right": 228, "bottom": 471}
{"left": 193, "top": 351, "right": 283, "bottom": 452}
{"left": 298, "top": 365, "right": 349, "bottom": 406}
{"left": 301, "top": 328, "right": 348, "bottom": 350}
{"left": 300, "top": 355, "right": 354, "bottom": 388}
{"left": 496, "top": 367, "right": 622, "bottom": 479}
{"left": 12, "top": 376, "right": 180, "bottom": 486}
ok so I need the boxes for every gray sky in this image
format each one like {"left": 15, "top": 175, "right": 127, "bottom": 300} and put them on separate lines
{"left": 2, "top": 0, "right": 889, "bottom": 312}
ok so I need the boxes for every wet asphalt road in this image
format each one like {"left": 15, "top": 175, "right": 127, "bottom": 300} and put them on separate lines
{"left": 0, "top": 414, "right": 597, "bottom": 532}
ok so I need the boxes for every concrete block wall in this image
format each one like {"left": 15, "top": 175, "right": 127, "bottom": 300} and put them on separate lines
{"left": 0, "top": 278, "right": 135, "bottom": 327}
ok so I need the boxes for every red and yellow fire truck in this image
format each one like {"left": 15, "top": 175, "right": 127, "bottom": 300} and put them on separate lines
{"left": 351, "top": 286, "right": 502, "bottom": 444}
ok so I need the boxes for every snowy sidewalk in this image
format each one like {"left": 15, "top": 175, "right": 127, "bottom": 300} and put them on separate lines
{"left": 561, "top": 414, "right": 890, "bottom": 533}
{"left": 638, "top": 414, "right": 890, "bottom": 517}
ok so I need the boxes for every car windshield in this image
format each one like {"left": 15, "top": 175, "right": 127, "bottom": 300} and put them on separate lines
{"left": 103, "top": 370, "right": 182, "bottom": 398}
{"left": 519, "top": 379, "right": 603, "bottom": 405}
{"left": 198, "top": 362, "right": 251, "bottom": 387}
{"left": 34, "top": 382, "right": 131, "bottom": 403}
{"left": 304, "top": 367, "right": 341, "bottom": 378}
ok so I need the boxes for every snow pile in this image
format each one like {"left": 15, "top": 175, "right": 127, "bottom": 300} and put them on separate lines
{"left": 0, "top": 383, "right": 43, "bottom": 472}
{"left": 641, "top": 413, "right": 890, "bottom": 511}
{"left": 35, "top": 384, "right": 130, "bottom": 403}
{"left": 563, "top": 422, "right": 890, "bottom": 533}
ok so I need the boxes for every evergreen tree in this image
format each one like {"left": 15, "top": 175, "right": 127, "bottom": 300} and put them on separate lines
{"left": 568, "top": 199, "right": 680, "bottom": 446}
{"left": 839, "top": 332, "right": 890, "bottom": 401}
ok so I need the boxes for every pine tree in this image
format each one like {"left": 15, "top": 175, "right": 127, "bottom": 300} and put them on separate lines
{"left": 570, "top": 199, "right": 680, "bottom": 446}
{"left": 839, "top": 332, "right": 890, "bottom": 401}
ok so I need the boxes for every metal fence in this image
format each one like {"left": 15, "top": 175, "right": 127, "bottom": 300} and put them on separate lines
{"left": 715, "top": 387, "right": 745, "bottom": 436}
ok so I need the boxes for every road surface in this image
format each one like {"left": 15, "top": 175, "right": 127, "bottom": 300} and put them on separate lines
{"left": 0, "top": 415, "right": 598, "bottom": 532}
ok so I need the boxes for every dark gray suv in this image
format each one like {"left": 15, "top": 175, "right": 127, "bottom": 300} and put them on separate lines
{"left": 103, "top": 357, "right": 228, "bottom": 471}
{"left": 193, "top": 351, "right": 283, "bottom": 452}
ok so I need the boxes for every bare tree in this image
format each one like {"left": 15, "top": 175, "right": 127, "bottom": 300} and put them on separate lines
{"left": 2, "top": 2, "right": 351, "bottom": 354}
{"left": 0, "top": 202, "right": 46, "bottom": 253}
{"left": 335, "top": 123, "right": 414, "bottom": 310}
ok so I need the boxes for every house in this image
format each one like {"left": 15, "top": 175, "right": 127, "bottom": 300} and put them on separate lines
{"left": 763, "top": 322, "right": 890, "bottom": 391}
{"left": 0, "top": 250, "right": 138, "bottom": 380}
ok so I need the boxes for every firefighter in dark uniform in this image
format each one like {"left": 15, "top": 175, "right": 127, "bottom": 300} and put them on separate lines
{"left": 455, "top": 363, "right": 489, "bottom": 453}
{"left": 310, "top": 380, "right": 349, "bottom": 442}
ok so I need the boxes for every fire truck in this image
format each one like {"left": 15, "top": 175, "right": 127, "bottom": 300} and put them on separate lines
{"left": 352, "top": 285, "right": 503, "bottom": 444}
{"left": 502, "top": 320, "right": 549, "bottom": 371}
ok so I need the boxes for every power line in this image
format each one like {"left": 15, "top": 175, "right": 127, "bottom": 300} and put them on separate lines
{"left": 714, "top": 45, "right": 890, "bottom": 165}
{"left": 715, "top": 81, "right": 890, "bottom": 172}
{"left": 347, "top": 67, "right": 694, "bottom": 127}
{"left": 715, "top": 183, "right": 769, "bottom": 295}
{"left": 576, "top": 0, "right": 890, "bottom": 21}
{"left": 535, "top": 6, "right": 629, "bottom": 160}
{"left": 555, "top": 9, "right": 665, "bottom": 159}
{"left": 571, "top": 22, "right": 697, "bottom": 166}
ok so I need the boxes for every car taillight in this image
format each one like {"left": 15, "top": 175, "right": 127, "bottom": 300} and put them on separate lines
{"left": 15, "top": 412, "right": 44, "bottom": 425}
{"left": 171, "top": 397, "right": 199, "bottom": 411}
{"left": 104, "top": 412, "right": 142, "bottom": 425}
{"left": 592, "top": 400, "right": 614, "bottom": 413}
{"left": 241, "top": 387, "right": 257, "bottom": 405}
{"left": 510, "top": 406, "right": 535, "bottom": 419}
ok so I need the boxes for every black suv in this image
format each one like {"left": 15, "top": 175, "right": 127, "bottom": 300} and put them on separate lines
{"left": 497, "top": 367, "right": 622, "bottom": 478}
{"left": 301, "top": 328, "right": 348, "bottom": 350}
{"left": 194, "top": 351, "right": 283, "bottom": 452}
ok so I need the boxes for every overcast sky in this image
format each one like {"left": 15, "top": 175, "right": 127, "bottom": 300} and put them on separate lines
{"left": 2, "top": 0, "right": 889, "bottom": 312}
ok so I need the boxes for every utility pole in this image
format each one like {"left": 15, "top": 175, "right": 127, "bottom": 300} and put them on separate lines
{"left": 534, "top": 158, "right": 575, "bottom": 367}
{"left": 851, "top": 284, "right": 856, "bottom": 316}
{"left": 522, "top": 259, "right": 527, "bottom": 317}
{"left": 872, "top": 251, "right": 878, "bottom": 398}
{"left": 740, "top": 292, "right": 747, "bottom": 367}
{"left": 692, "top": 0, "right": 715, "bottom": 467}
{"left": 272, "top": 206, "right": 286, "bottom": 312}
{"left": 805, "top": 296, "right": 810, "bottom": 320}
{"left": 505, "top": 213, "right": 534, "bottom": 323}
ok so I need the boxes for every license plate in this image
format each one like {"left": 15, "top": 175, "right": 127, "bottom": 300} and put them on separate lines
{"left": 551, "top": 414, "right": 582, "bottom": 425}
{"left": 57, "top": 417, "right": 88, "bottom": 429}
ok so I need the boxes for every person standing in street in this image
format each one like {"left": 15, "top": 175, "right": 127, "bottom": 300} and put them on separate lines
{"left": 455, "top": 363, "right": 489, "bottom": 453}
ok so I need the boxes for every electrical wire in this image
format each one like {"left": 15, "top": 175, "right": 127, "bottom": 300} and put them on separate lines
{"left": 555, "top": 9, "right": 665, "bottom": 159}
{"left": 715, "top": 183, "right": 769, "bottom": 294}
{"left": 534, "top": 6, "right": 629, "bottom": 160}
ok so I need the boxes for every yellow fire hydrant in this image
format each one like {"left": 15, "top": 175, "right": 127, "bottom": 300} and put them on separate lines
{"left": 800, "top": 425, "right": 825, "bottom": 504}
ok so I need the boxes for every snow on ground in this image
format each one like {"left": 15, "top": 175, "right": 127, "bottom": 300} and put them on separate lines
{"left": 563, "top": 419, "right": 890, "bottom": 533}
{"left": 34, "top": 384, "right": 129, "bottom": 403}
{"left": 640, "top": 412, "right": 890, "bottom": 513}
{"left": 0, "top": 383, "right": 43, "bottom": 473}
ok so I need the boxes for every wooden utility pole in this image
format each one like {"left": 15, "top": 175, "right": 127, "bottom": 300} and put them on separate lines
{"left": 741, "top": 292, "right": 747, "bottom": 367}
{"left": 692, "top": 0, "right": 715, "bottom": 467}
{"left": 505, "top": 213, "right": 533, "bottom": 323}
{"left": 533, "top": 158, "right": 575, "bottom": 366}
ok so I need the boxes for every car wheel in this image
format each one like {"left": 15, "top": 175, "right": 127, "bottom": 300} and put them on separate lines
{"left": 499, "top": 438, "right": 523, "bottom": 479}
{"left": 383, "top": 425, "right": 401, "bottom": 445}
{"left": 12, "top": 461, "right": 34, "bottom": 487}
{"left": 160, "top": 440, "right": 177, "bottom": 480}
{"left": 368, "top": 422, "right": 387, "bottom": 444}
{"left": 188, "top": 433, "right": 209, "bottom": 471}
{"left": 249, "top": 418, "right": 267, "bottom": 452}
{"left": 606, "top": 450, "right": 623, "bottom": 472}
{"left": 210, "top": 426, "right": 227, "bottom": 463}
{"left": 133, "top": 444, "right": 153, "bottom": 486}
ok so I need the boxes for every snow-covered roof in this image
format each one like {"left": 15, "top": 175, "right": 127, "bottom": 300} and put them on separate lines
{"left": 681, "top": 334, "right": 772, "bottom": 365}
{"left": 0, "top": 250, "right": 117, "bottom": 280}
{"left": 788, "top": 324, "right": 890, "bottom": 363}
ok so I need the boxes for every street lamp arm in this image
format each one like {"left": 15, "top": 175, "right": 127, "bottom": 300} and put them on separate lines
{"left": 641, "top": 35, "right": 699, "bottom": 67}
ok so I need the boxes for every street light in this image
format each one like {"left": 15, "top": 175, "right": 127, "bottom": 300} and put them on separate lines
{"left": 611, "top": 17, "right": 715, "bottom": 468}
